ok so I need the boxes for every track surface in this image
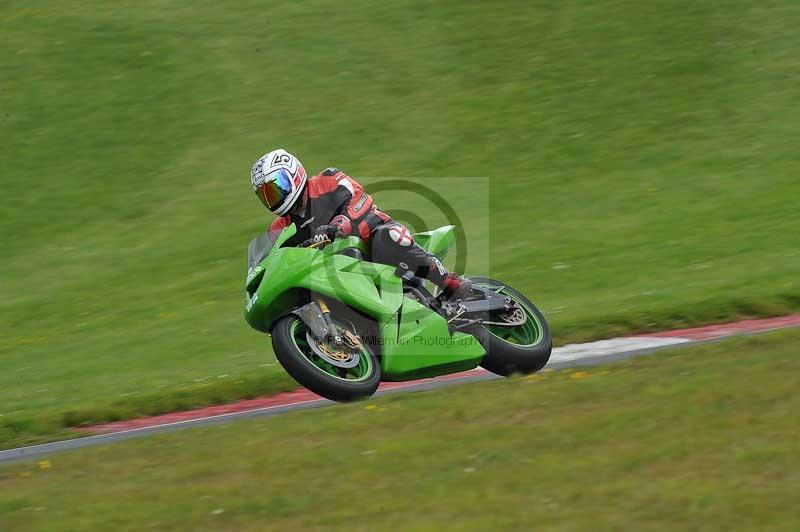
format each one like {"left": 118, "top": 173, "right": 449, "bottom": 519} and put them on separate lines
{"left": 1, "top": 315, "right": 798, "bottom": 464}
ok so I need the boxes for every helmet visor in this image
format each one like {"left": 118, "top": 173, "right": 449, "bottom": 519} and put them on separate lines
{"left": 255, "top": 169, "right": 293, "bottom": 212}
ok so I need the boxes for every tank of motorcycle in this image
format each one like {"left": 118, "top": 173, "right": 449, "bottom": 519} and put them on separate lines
{"left": 244, "top": 224, "right": 485, "bottom": 380}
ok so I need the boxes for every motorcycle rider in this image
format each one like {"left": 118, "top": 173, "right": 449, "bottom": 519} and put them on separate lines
{"left": 251, "top": 148, "right": 472, "bottom": 301}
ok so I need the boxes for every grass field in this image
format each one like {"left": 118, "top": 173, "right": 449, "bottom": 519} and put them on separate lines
{"left": 2, "top": 0, "right": 800, "bottom": 447}
{"left": 2, "top": 331, "right": 798, "bottom": 531}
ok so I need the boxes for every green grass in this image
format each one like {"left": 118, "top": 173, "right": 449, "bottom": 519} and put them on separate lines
{"left": 2, "top": 331, "right": 799, "bottom": 531}
{"left": 2, "top": 0, "right": 800, "bottom": 447}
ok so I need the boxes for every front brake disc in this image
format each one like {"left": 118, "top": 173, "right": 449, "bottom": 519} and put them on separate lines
{"left": 306, "top": 332, "right": 361, "bottom": 368}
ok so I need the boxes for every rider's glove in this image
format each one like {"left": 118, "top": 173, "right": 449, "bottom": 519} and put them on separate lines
{"left": 329, "top": 215, "right": 353, "bottom": 238}
{"left": 307, "top": 224, "right": 344, "bottom": 246}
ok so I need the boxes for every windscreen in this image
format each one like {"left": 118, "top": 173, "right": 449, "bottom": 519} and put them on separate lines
{"left": 247, "top": 231, "right": 276, "bottom": 271}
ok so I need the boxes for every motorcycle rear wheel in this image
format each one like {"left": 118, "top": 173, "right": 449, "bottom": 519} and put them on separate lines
{"left": 272, "top": 315, "right": 381, "bottom": 402}
{"left": 469, "top": 276, "right": 552, "bottom": 376}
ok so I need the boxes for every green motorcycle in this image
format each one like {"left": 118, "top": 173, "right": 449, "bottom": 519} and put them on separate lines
{"left": 245, "top": 223, "right": 551, "bottom": 402}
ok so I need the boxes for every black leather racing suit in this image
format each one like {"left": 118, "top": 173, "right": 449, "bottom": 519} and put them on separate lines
{"left": 269, "top": 168, "right": 459, "bottom": 293}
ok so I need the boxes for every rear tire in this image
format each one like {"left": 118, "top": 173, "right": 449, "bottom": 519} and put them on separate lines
{"left": 272, "top": 315, "right": 381, "bottom": 402}
{"left": 469, "top": 277, "right": 552, "bottom": 376}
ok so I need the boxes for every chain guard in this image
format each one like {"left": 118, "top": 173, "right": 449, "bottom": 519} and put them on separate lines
{"left": 447, "top": 302, "right": 528, "bottom": 328}
{"left": 481, "top": 305, "right": 527, "bottom": 327}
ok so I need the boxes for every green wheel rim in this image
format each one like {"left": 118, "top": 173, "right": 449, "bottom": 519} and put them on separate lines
{"left": 288, "top": 320, "right": 375, "bottom": 382}
{"left": 475, "top": 284, "right": 544, "bottom": 348}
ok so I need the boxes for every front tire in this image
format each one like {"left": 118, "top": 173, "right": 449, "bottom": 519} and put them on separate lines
{"left": 272, "top": 315, "right": 381, "bottom": 402}
{"left": 469, "top": 277, "right": 552, "bottom": 376}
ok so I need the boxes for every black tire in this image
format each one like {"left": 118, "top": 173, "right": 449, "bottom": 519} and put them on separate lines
{"left": 271, "top": 315, "right": 381, "bottom": 402}
{"left": 469, "top": 276, "right": 553, "bottom": 376}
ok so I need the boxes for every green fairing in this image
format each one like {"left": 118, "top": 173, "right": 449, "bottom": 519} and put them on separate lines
{"left": 244, "top": 224, "right": 484, "bottom": 380}
{"left": 379, "top": 298, "right": 484, "bottom": 380}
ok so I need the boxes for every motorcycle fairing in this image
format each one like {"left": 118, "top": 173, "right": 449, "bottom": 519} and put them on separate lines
{"left": 245, "top": 224, "right": 484, "bottom": 380}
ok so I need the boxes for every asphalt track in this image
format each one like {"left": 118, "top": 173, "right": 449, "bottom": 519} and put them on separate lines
{"left": 1, "top": 315, "right": 798, "bottom": 465}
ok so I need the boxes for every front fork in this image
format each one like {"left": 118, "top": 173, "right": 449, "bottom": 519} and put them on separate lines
{"left": 316, "top": 299, "right": 343, "bottom": 345}
{"left": 292, "top": 298, "right": 361, "bottom": 354}
{"left": 292, "top": 299, "right": 341, "bottom": 341}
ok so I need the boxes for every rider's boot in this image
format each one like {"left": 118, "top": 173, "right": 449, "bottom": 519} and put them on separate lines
{"left": 442, "top": 273, "right": 473, "bottom": 302}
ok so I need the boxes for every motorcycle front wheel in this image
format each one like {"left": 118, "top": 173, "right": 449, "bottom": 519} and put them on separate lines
{"left": 271, "top": 315, "right": 381, "bottom": 402}
{"left": 469, "top": 276, "right": 553, "bottom": 376}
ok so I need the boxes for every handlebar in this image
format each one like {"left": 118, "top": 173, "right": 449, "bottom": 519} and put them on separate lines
{"left": 301, "top": 237, "right": 331, "bottom": 249}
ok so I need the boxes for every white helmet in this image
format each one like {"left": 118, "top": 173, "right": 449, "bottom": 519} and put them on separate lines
{"left": 251, "top": 148, "right": 307, "bottom": 216}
